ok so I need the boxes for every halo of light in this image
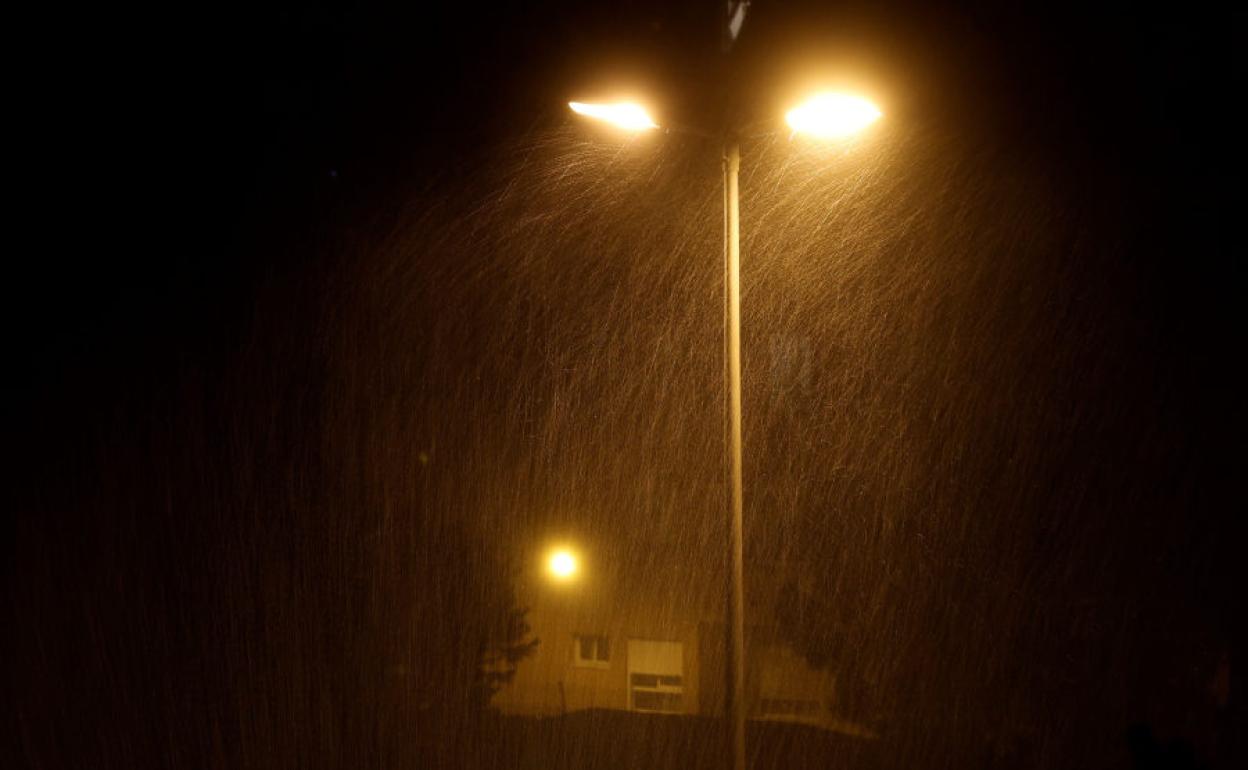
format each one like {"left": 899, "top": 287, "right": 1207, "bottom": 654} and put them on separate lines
{"left": 569, "top": 101, "right": 659, "bottom": 131}
{"left": 547, "top": 549, "right": 579, "bottom": 581}
{"left": 785, "top": 93, "right": 882, "bottom": 139}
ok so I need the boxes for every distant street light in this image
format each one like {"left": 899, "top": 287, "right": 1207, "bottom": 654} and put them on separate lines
{"left": 570, "top": 43, "right": 881, "bottom": 770}
{"left": 546, "top": 548, "right": 579, "bottom": 582}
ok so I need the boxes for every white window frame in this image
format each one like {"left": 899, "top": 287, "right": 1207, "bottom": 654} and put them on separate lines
{"left": 572, "top": 633, "right": 610, "bottom": 669}
{"left": 626, "top": 639, "right": 684, "bottom": 713}
{"left": 629, "top": 672, "right": 684, "bottom": 713}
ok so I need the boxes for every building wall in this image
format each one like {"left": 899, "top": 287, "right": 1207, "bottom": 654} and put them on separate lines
{"left": 493, "top": 586, "right": 703, "bottom": 715}
{"left": 491, "top": 553, "right": 870, "bottom": 736}
{"left": 493, "top": 590, "right": 832, "bottom": 721}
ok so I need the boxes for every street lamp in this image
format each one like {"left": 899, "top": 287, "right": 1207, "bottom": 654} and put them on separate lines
{"left": 785, "top": 92, "right": 882, "bottom": 138}
{"left": 568, "top": 101, "right": 659, "bottom": 131}
{"left": 545, "top": 546, "right": 580, "bottom": 583}
{"left": 569, "top": 90, "right": 880, "bottom": 770}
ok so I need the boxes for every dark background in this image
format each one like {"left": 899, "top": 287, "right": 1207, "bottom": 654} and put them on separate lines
{"left": 9, "top": 2, "right": 1243, "bottom": 768}
{"left": 11, "top": 0, "right": 1239, "bottom": 404}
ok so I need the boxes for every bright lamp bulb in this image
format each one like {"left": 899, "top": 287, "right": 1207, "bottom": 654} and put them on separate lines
{"left": 548, "top": 549, "right": 578, "bottom": 580}
{"left": 786, "top": 93, "right": 882, "bottom": 139}
{"left": 569, "top": 101, "right": 659, "bottom": 131}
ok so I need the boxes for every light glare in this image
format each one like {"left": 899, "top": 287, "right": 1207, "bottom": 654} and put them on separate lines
{"left": 569, "top": 101, "right": 659, "bottom": 131}
{"left": 547, "top": 549, "right": 578, "bottom": 580}
{"left": 786, "top": 93, "right": 882, "bottom": 139}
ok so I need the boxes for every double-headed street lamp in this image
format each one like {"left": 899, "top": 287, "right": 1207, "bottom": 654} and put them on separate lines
{"left": 570, "top": 90, "right": 880, "bottom": 770}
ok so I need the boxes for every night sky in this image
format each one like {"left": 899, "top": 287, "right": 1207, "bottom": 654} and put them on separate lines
{"left": 10, "top": 2, "right": 1243, "bottom": 768}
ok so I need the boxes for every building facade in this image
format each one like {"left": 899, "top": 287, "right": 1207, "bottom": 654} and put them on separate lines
{"left": 492, "top": 550, "right": 872, "bottom": 736}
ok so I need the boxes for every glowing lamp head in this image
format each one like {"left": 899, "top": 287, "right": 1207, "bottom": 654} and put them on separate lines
{"left": 547, "top": 549, "right": 579, "bottom": 581}
{"left": 786, "top": 93, "right": 882, "bottom": 139}
{"left": 569, "top": 101, "right": 659, "bottom": 131}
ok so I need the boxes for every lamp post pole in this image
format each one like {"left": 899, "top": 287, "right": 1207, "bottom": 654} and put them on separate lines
{"left": 567, "top": 81, "right": 880, "bottom": 770}
{"left": 722, "top": 134, "right": 746, "bottom": 770}
{"left": 720, "top": 7, "right": 748, "bottom": 761}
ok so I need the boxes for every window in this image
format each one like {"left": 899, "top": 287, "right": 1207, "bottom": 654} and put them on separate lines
{"left": 573, "top": 634, "right": 610, "bottom": 668}
{"left": 630, "top": 673, "right": 683, "bottom": 713}
{"left": 627, "top": 639, "right": 684, "bottom": 713}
